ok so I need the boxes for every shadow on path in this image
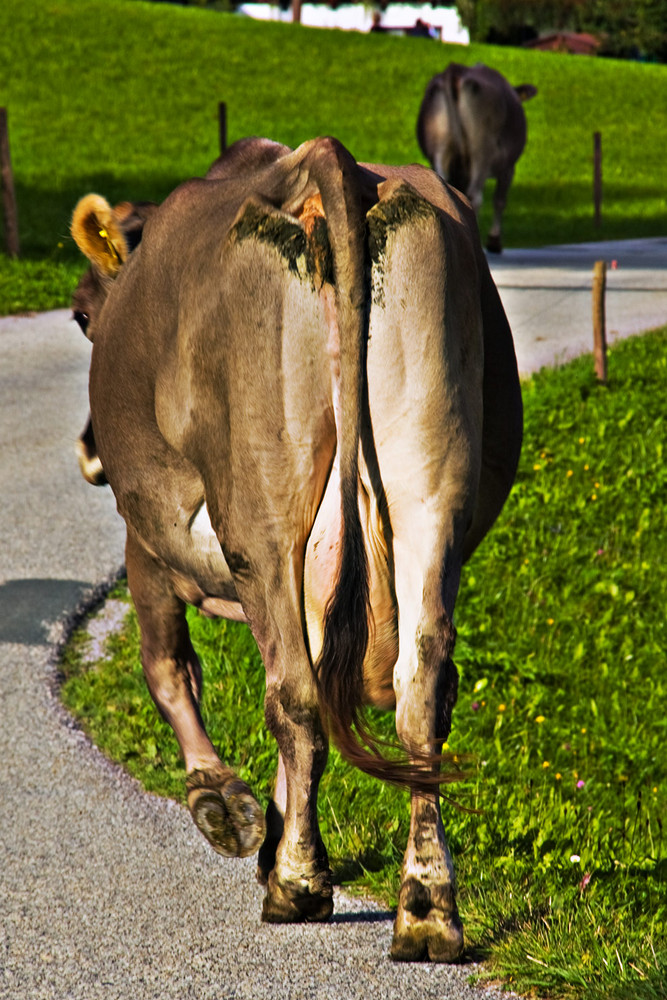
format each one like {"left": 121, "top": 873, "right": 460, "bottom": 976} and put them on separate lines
{"left": 331, "top": 910, "right": 395, "bottom": 925}
{"left": 0, "top": 578, "right": 91, "bottom": 645}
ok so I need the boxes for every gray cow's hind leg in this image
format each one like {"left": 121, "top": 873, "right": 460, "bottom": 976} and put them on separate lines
{"left": 125, "top": 529, "right": 265, "bottom": 859}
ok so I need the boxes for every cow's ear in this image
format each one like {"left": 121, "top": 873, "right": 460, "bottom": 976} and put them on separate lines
{"left": 71, "top": 194, "right": 129, "bottom": 276}
{"left": 515, "top": 84, "right": 538, "bottom": 103}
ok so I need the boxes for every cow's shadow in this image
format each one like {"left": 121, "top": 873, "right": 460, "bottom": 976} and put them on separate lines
{"left": 330, "top": 854, "right": 396, "bottom": 923}
{"left": 330, "top": 909, "right": 394, "bottom": 924}
{"left": 0, "top": 578, "right": 91, "bottom": 645}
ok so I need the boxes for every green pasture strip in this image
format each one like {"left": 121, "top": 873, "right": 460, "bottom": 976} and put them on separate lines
{"left": 60, "top": 328, "right": 666, "bottom": 999}
{"left": 2, "top": 0, "right": 667, "bottom": 314}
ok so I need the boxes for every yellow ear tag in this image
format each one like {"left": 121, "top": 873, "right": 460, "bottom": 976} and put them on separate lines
{"left": 98, "top": 228, "right": 121, "bottom": 264}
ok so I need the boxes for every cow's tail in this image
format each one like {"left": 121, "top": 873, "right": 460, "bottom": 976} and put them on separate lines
{"left": 433, "top": 63, "right": 470, "bottom": 194}
{"left": 289, "top": 138, "right": 373, "bottom": 771}
{"left": 292, "top": 139, "right": 463, "bottom": 790}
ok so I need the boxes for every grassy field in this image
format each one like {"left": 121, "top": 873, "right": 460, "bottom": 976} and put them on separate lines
{"left": 60, "top": 329, "right": 667, "bottom": 1000}
{"left": 1, "top": 0, "right": 667, "bottom": 314}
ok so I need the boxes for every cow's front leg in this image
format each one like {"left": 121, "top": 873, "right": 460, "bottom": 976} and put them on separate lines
{"left": 126, "top": 530, "right": 265, "bottom": 859}
{"left": 391, "top": 596, "right": 464, "bottom": 961}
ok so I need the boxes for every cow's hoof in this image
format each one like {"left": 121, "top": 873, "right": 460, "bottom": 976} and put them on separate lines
{"left": 390, "top": 878, "right": 464, "bottom": 962}
{"left": 186, "top": 768, "right": 265, "bottom": 858}
{"left": 261, "top": 868, "right": 334, "bottom": 923}
{"left": 486, "top": 234, "right": 502, "bottom": 254}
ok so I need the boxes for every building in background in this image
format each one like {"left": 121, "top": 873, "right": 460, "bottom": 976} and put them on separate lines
{"left": 237, "top": 3, "right": 470, "bottom": 42}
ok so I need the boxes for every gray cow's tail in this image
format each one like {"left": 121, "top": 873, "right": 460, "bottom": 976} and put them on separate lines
{"left": 417, "top": 63, "right": 470, "bottom": 194}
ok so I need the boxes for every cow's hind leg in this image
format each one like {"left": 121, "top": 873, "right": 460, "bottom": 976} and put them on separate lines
{"left": 392, "top": 646, "right": 463, "bottom": 962}
{"left": 125, "top": 529, "right": 265, "bottom": 858}
{"left": 389, "top": 562, "right": 465, "bottom": 963}
{"left": 486, "top": 166, "right": 514, "bottom": 254}
{"left": 236, "top": 580, "right": 333, "bottom": 923}
{"left": 199, "top": 195, "right": 343, "bottom": 921}
{"left": 261, "top": 704, "right": 332, "bottom": 922}
{"left": 366, "top": 181, "right": 483, "bottom": 960}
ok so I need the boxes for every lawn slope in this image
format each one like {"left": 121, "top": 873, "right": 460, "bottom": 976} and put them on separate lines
{"left": 1, "top": 0, "right": 667, "bottom": 312}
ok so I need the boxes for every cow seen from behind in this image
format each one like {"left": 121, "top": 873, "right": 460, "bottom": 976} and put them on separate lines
{"left": 70, "top": 136, "right": 522, "bottom": 962}
{"left": 417, "top": 62, "right": 537, "bottom": 253}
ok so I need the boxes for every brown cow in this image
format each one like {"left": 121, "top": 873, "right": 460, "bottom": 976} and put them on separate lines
{"left": 70, "top": 136, "right": 522, "bottom": 961}
{"left": 417, "top": 62, "right": 537, "bottom": 253}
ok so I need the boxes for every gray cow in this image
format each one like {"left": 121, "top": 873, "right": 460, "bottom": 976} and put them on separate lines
{"left": 417, "top": 62, "right": 537, "bottom": 253}
{"left": 70, "top": 136, "right": 522, "bottom": 962}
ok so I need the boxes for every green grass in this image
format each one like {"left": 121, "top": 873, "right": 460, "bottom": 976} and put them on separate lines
{"left": 60, "top": 328, "right": 666, "bottom": 1000}
{"left": 1, "top": 0, "right": 667, "bottom": 313}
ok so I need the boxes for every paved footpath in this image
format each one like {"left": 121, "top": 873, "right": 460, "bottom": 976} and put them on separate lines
{"left": 1, "top": 239, "right": 666, "bottom": 1000}
{"left": 489, "top": 235, "right": 667, "bottom": 373}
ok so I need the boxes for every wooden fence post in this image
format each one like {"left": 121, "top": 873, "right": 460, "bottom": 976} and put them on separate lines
{"left": 292, "top": 0, "right": 302, "bottom": 23}
{"left": 593, "top": 131, "right": 602, "bottom": 228}
{"left": 592, "top": 260, "right": 608, "bottom": 383}
{"left": 0, "top": 107, "right": 20, "bottom": 258}
{"left": 219, "top": 101, "right": 227, "bottom": 155}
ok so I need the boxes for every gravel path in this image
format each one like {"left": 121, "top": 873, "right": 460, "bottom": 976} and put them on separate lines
{"left": 0, "top": 310, "right": 509, "bottom": 999}
{"left": 2, "top": 241, "right": 665, "bottom": 999}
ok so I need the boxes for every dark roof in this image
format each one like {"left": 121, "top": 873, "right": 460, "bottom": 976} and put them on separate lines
{"left": 523, "top": 31, "right": 601, "bottom": 55}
